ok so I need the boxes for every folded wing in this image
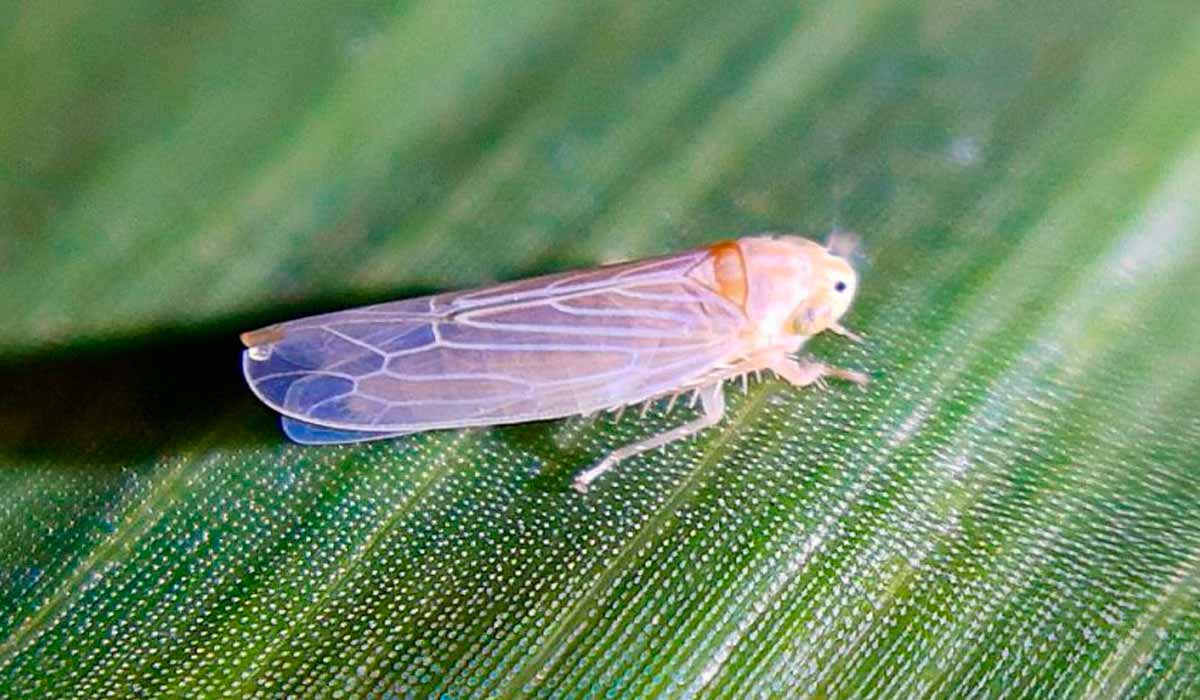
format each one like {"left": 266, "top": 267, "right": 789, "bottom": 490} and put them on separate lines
{"left": 242, "top": 250, "right": 747, "bottom": 435}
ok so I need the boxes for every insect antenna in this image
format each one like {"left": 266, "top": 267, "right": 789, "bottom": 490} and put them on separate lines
{"left": 825, "top": 229, "right": 860, "bottom": 258}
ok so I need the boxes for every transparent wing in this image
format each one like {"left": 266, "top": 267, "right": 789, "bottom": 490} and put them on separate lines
{"left": 242, "top": 249, "right": 747, "bottom": 435}
{"left": 280, "top": 416, "right": 408, "bottom": 444}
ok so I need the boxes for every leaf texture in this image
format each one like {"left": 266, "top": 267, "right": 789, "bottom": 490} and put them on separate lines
{"left": 1, "top": 0, "right": 1198, "bottom": 697}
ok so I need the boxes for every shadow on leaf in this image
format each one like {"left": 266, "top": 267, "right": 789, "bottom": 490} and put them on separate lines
{"left": 0, "top": 290, "right": 452, "bottom": 467}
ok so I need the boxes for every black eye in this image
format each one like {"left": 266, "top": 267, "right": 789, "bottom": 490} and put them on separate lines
{"left": 834, "top": 280, "right": 847, "bottom": 293}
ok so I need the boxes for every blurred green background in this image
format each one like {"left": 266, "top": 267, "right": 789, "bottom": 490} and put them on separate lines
{"left": 2, "top": 0, "right": 1199, "bottom": 697}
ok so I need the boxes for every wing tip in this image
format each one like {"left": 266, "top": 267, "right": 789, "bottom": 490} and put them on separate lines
{"left": 241, "top": 325, "right": 286, "bottom": 349}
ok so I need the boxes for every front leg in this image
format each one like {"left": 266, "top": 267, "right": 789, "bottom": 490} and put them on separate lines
{"left": 768, "top": 354, "right": 869, "bottom": 389}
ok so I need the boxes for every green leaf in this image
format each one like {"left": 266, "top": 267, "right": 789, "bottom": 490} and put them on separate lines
{"left": 2, "top": 0, "right": 1198, "bottom": 697}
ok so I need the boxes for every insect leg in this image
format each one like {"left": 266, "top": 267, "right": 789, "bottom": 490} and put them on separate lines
{"left": 770, "top": 356, "right": 869, "bottom": 388}
{"left": 572, "top": 383, "right": 726, "bottom": 493}
{"left": 829, "top": 322, "right": 864, "bottom": 343}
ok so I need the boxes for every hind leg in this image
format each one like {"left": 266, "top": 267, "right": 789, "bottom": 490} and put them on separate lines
{"left": 573, "top": 383, "right": 726, "bottom": 493}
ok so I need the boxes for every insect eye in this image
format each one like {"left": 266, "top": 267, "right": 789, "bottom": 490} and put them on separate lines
{"left": 834, "top": 280, "right": 847, "bottom": 293}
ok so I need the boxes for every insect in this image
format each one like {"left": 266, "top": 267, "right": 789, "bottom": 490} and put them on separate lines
{"left": 241, "top": 235, "right": 867, "bottom": 492}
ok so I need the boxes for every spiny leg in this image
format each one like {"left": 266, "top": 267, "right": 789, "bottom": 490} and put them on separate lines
{"left": 573, "top": 383, "right": 726, "bottom": 493}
